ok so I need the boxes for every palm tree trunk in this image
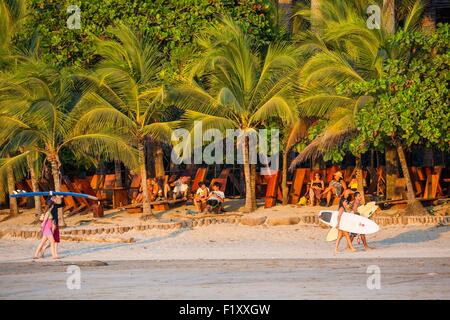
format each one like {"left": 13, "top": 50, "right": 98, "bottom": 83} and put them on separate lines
{"left": 243, "top": 136, "right": 256, "bottom": 212}
{"left": 277, "top": 0, "right": 293, "bottom": 31}
{"left": 311, "top": 0, "right": 321, "bottom": 34}
{"left": 385, "top": 145, "right": 397, "bottom": 200}
{"left": 282, "top": 151, "right": 289, "bottom": 205}
{"left": 154, "top": 143, "right": 165, "bottom": 178}
{"left": 396, "top": 143, "right": 426, "bottom": 215}
{"left": 6, "top": 164, "right": 18, "bottom": 216}
{"left": 50, "top": 155, "right": 66, "bottom": 227}
{"left": 27, "top": 155, "right": 42, "bottom": 217}
{"left": 355, "top": 156, "right": 365, "bottom": 205}
{"left": 138, "top": 141, "right": 152, "bottom": 218}
{"left": 383, "top": 0, "right": 395, "bottom": 34}
{"left": 114, "top": 161, "right": 123, "bottom": 188}
{"left": 250, "top": 163, "right": 257, "bottom": 209}
{"left": 423, "top": 147, "right": 434, "bottom": 167}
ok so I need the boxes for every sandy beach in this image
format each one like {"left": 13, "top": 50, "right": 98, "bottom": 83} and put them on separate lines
{"left": 1, "top": 223, "right": 450, "bottom": 299}
{"left": 0, "top": 223, "right": 450, "bottom": 261}
{"left": 1, "top": 202, "right": 449, "bottom": 299}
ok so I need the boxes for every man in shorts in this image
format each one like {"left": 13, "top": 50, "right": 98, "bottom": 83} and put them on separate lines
{"left": 171, "top": 176, "right": 189, "bottom": 200}
{"left": 335, "top": 189, "right": 357, "bottom": 253}
{"left": 349, "top": 191, "right": 373, "bottom": 251}
{"left": 206, "top": 182, "right": 225, "bottom": 214}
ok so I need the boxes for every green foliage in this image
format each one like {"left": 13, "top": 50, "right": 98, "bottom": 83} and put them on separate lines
{"left": 352, "top": 24, "right": 450, "bottom": 152}
{"left": 15, "top": 0, "right": 278, "bottom": 79}
{"left": 305, "top": 120, "right": 347, "bottom": 163}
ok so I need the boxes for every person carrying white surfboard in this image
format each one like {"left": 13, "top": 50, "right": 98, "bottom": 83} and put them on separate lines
{"left": 335, "top": 189, "right": 357, "bottom": 253}
{"left": 349, "top": 192, "right": 373, "bottom": 251}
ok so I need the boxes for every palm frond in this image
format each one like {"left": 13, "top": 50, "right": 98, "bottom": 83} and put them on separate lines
{"left": 0, "top": 151, "right": 30, "bottom": 195}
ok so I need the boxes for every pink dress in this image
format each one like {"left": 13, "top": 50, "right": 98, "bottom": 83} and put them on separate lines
{"left": 42, "top": 218, "right": 53, "bottom": 237}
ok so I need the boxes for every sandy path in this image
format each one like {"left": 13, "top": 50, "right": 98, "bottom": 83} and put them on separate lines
{"left": 0, "top": 224, "right": 449, "bottom": 262}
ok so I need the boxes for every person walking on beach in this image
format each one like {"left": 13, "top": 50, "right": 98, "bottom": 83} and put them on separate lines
{"left": 33, "top": 200, "right": 58, "bottom": 259}
{"left": 335, "top": 189, "right": 356, "bottom": 254}
{"left": 349, "top": 192, "right": 373, "bottom": 251}
{"left": 34, "top": 196, "right": 63, "bottom": 259}
{"left": 49, "top": 195, "right": 63, "bottom": 255}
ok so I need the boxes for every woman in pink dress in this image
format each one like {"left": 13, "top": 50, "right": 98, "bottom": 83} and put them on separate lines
{"left": 33, "top": 209, "right": 58, "bottom": 259}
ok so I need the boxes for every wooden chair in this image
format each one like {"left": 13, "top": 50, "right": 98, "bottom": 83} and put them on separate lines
{"left": 327, "top": 166, "right": 341, "bottom": 183}
{"left": 409, "top": 167, "right": 423, "bottom": 196}
{"left": 264, "top": 171, "right": 281, "bottom": 208}
{"left": 423, "top": 166, "right": 443, "bottom": 199}
{"left": 191, "top": 167, "right": 208, "bottom": 193}
{"left": 289, "top": 168, "right": 308, "bottom": 204}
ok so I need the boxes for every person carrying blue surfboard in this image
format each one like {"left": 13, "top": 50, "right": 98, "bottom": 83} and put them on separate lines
{"left": 33, "top": 196, "right": 64, "bottom": 259}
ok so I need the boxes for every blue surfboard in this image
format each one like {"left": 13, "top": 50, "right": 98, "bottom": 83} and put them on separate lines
{"left": 9, "top": 191, "right": 98, "bottom": 201}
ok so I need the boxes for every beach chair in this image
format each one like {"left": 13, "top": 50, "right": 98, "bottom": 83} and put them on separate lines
{"left": 191, "top": 167, "right": 208, "bottom": 193}
{"left": 264, "top": 171, "right": 281, "bottom": 208}
{"left": 409, "top": 167, "right": 423, "bottom": 196}
{"left": 289, "top": 168, "right": 308, "bottom": 204}
{"left": 423, "top": 166, "right": 443, "bottom": 199}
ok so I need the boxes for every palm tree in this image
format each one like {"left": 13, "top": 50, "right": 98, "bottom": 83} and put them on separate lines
{"left": 170, "top": 17, "right": 301, "bottom": 212}
{"left": 290, "top": 0, "right": 426, "bottom": 209}
{"left": 0, "top": 60, "right": 138, "bottom": 225}
{"left": 0, "top": 0, "right": 28, "bottom": 215}
{"left": 0, "top": 0, "right": 27, "bottom": 66}
{"left": 75, "top": 24, "right": 172, "bottom": 218}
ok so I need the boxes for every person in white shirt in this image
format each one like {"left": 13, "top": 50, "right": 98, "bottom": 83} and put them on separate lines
{"left": 171, "top": 176, "right": 189, "bottom": 200}
{"left": 194, "top": 181, "right": 209, "bottom": 213}
{"left": 206, "top": 182, "right": 225, "bottom": 213}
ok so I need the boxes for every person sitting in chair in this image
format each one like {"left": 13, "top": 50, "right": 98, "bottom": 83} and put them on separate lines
{"left": 194, "top": 181, "right": 209, "bottom": 213}
{"left": 308, "top": 172, "right": 324, "bottom": 207}
{"left": 171, "top": 176, "right": 189, "bottom": 200}
{"left": 322, "top": 171, "right": 347, "bottom": 206}
{"left": 148, "top": 178, "right": 160, "bottom": 201}
{"left": 206, "top": 182, "right": 225, "bottom": 214}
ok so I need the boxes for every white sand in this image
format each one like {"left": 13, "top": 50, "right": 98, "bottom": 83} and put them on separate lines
{"left": 0, "top": 224, "right": 449, "bottom": 262}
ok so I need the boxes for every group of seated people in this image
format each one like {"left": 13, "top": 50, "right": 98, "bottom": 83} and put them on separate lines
{"left": 307, "top": 171, "right": 360, "bottom": 207}
{"left": 136, "top": 176, "right": 226, "bottom": 214}
{"left": 194, "top": 181, "right": 225, "bottom": 214}
{"left": 135, "top": 176, "right": 190, "bottom": 203}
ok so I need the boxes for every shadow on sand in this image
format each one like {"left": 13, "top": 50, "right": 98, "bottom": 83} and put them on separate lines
{"left": 55, "top": 228, "right": 189, "bottom": 258}
{"left": 372, "top": 225, "right": 450, "bottom": 248}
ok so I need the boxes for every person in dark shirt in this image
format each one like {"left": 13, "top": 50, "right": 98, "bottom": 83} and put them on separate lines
{"left": 335, "top": 189, "right": 356, "bottom": 254}
{"left": 51, "top": 196, "right": 63, "bottom": 253}
{"left": 349, "top": 192, "right": 372, "bottom": 251}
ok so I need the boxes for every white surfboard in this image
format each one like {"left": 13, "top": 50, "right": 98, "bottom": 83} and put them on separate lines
{"left": 326, "top": 227, "right": 339, "bottom": 242}
{"left": 357, "top": 201, "right": 379, "bottom": 218}
{"left": 319, "top": 211, "right": 379, "bottom": 235}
